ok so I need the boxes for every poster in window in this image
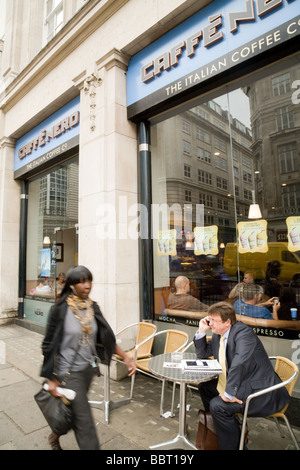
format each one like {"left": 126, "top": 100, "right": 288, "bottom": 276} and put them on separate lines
{"left": 157, "top": 230, "right": 177, "bottom": 256}
{"left": 237, "top": 220, "right": 268, "bottom": 253}
{"left": 41, "top": 248, "right": 51, "bottom": 277}
{"left": 56, "top": 243, "right": 64, "bottom": 262}
{"left": 194, "top": 226, "right": 218, "bottom": 255}
{"left": 286, "top": 217, "right": 300, "bottom": 252}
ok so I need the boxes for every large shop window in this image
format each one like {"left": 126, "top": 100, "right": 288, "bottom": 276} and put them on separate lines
{"left": 24, "top": 156, "right": 78, "bottom": 325}
{"left": 151, "top": 53, "right": 300, "bottom": 336}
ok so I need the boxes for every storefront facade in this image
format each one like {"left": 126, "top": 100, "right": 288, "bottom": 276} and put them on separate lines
{"left": 0, "top": 1, "right": 299, "bottom": 401}
{"left": 126, "top": 0, "right": 300, "bottom": 402}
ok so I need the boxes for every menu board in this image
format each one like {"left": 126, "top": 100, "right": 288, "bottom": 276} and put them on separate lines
{"left": 286, "top": 217, "right": 300, "bottom": 252}
{"left": 194, "top": 226, "right": 219, "bottom": 255}
{"left": 157, "top": 229, "right": 177, "bottom": 256}
{"left": 238, "top": 220, "right": 268, "bottom": 253}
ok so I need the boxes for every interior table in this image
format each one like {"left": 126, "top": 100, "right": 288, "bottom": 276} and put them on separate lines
{"left": 149, "top": 352, "right": 218, "bottom": 450}
{"left": 89, "top": 337, "right": 134, "bottom": 424}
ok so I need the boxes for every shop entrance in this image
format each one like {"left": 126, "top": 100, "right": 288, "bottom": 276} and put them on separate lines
{"left": 23, "top": 156, "right": 78, "bottom": 325}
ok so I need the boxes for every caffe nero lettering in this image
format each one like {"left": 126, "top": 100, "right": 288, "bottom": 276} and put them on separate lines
{"left": 18, "top": 111, "right": 80, "bottom": 160}
{"left": 141, "top": 0, "right": 292, "bottom": 83}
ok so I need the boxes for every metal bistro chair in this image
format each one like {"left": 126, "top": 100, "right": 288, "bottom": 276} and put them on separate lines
{"left": 131, "top": 329, "right": 189, "bottom": 414}
{"left": 239, "top": 356, "right": 299, "bottom": 450}
{"left": 114, "top": 321, "right": 157, "bottom": 361}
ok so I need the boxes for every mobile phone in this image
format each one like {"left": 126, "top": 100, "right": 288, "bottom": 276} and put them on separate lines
{"left": 274, "top": 298, "right": 279, "bottom": 304}
{"left": 186, "top": 361, "right": 197, "bottom": 366}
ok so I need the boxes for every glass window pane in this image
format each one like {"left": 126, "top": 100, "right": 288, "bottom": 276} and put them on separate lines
{"left": 151, "top": 53, "right": 300, "bottom": 330}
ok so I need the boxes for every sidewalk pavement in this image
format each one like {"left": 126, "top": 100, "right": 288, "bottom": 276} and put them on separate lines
{"left": 0, "top": 323, "right": 299, "bottom": 451}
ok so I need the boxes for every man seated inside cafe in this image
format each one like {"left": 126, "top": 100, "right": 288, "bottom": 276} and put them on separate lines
{"left": 233, "top": 284, "right": 273, "bottom": 319}
{"left": 228, "top": 272, "right": 254, "bottom": 299}
{"left": 167, "top": 275, "right": 208, "bottom": 312}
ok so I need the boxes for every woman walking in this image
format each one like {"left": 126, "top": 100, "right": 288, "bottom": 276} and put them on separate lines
{"left": 41, "top": 265, "right": 136, "bottom": 450}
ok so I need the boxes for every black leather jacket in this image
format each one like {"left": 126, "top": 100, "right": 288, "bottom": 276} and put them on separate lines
{"left": 41, "top": 301, "right": 116, "bottom": 380}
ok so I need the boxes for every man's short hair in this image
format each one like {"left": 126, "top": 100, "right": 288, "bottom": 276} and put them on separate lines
{"left": 174, "top": 276, "right": 189, "bottom": 289}
{"left": 241, "top": 284, "right": 264, "bottom": 301}
{"left": 207, "top": 302, "right": 237, "bottom": 325}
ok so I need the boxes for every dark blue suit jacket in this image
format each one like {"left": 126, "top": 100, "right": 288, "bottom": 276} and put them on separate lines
{"left": 194, "top": 321, "right": 290, "bottom": 415}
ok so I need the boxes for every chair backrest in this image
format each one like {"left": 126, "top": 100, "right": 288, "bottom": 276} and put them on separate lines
{"left": 135, "top": 322, "right": 157, "bottom": 358}
{"left": 272, "top": 356, "right": 299, "bottom": 396}
{"left": 163, "top": 329, "right": 189, "bottom": 354}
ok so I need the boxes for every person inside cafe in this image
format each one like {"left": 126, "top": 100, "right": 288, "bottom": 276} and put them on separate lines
{"left": 56, "top": 272, "right": 66, "bottom": 298}
{"left": 264, "top": 260, "right": 281, "bottom": 298}
{"left": 233, "top": 284, "right": 274, "bottom": 319}
{"left": 228, "top": 272, "right": 254, "bottom": 299}
{"left": 272, "top": 287, "right": 300, "bottom": 321}
{"left": 194, "top": 301, "right": 290, "bottom": 450}
{"left": 167, "top": 275, "right": 208, "bottom": 312}
{"left": 35, "top": 278, "right": 53, "bottom": 295}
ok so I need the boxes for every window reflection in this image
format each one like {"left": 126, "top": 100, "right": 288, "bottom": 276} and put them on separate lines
{"left": 151, "top": 54, "right": 300, "bottom": 332}
{"left": 25, "top": 158, "right": 78, "bottom": 302}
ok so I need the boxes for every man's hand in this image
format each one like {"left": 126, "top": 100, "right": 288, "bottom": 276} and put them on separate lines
{"left": 219, "top": 393, "right": 243, "bottom": 405}
{"left": 198, "top": 316, "right": 211, "bottom": 334}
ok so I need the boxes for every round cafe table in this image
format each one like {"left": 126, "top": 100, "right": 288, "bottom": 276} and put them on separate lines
{"left": 149, "top": 352, "right": 218, "bottom": 450}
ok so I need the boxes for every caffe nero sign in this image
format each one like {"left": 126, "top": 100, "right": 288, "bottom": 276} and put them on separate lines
{"left": 127, "top": 0, "right": 299, "bottom": 119}
{"left": 14, "top": 96, "right": 80, "bottom": 179}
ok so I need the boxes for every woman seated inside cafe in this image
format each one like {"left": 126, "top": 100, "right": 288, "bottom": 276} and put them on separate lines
{"left": 272, "top": 287, "right": 300, "bottom": 321}
{"left": 233, "top": 283, "right": 274, "bottom": 319}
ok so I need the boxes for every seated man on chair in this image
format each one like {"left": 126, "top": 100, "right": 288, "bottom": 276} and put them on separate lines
{"left": 167, "top": 276, "right": 208, "bottom": 312}
{"left": 194, "top": 302, "right": 290, "bottom": 450}
{"left": 233, "top": 284, "right": 274, "bottom": 319}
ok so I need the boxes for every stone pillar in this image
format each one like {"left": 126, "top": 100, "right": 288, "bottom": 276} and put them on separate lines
{"left": 0, "top": 136, "right": 20, "bottom": 324}
{"left": 73, "top": 49, "right": 139, "bottom": 334}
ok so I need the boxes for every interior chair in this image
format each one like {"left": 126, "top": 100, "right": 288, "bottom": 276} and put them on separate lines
{"left": 239, "top": 356, "right": 299, "bottom": 450}
{"left": 131, "top": 329, "right": 189, "bottom": 413}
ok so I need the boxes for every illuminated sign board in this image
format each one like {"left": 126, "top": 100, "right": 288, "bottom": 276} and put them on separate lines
{"left": 14, "top": 96, "right": 80, "bottom": 178}
{"left": 127, "top": 0, "right": 299, "bottom": 119}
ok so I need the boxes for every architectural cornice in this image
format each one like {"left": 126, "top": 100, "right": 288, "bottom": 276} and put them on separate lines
{"left": 0, "top": 0, "right": 129, "bottom": 113}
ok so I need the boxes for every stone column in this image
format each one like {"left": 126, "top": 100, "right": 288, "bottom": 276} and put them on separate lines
{"left": 0, "top": 136, "right": 20, "bottom": 324}
{"left": 73, "top": 50, "right": 139, "bottom": 334}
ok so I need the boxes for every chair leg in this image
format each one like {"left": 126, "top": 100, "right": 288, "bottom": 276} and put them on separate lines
{"left": 274, "top": 417, "right": 285, "bottom": 438}
{"left": 130, "top": 372, "right": 136, "bottom": 399}
{"left": 171, "top": 382, "right": 176, "bottom": 417}
{"left": 160, "top": 379, "right": 166, "bottom": 416}
{"left": 282, "top": 415, "right": 300, "bottom": 450}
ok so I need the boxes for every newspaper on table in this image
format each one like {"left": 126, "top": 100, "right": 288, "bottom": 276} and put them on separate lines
{"left": 181, "top": 359, "right": 222, "bottom": 374}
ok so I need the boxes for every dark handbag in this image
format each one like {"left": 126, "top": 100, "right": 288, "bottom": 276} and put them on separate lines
{"left": 35, "top": 340, "right": 81, "bottom": 436}
{"left": 196, "top": 410, "right": 219, "bottom": 450}
{"left": 34, "top": 389, "right": 73, "bottom": 436}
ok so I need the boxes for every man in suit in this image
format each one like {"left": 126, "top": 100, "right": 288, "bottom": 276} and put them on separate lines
{"left": 194, "top": 301, "right": 290, "bottom": 450}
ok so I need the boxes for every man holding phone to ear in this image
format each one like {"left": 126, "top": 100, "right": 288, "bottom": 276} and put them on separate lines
{"left": 194, "top": 302, "right": 290, "bottom": 450}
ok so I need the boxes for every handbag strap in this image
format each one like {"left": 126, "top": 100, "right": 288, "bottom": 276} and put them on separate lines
{"left": 59, "top": 339, "right": 82, "bottom": 387}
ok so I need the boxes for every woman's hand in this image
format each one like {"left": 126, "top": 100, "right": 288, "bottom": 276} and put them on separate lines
{"left": 115, "top": 344, "right": 137, "bottom": 376}
{"left": 123, "top": 356, "right": 137, "bottom": 376}
{"left": 46, "top": 379, "right": 61, "bottom": 397}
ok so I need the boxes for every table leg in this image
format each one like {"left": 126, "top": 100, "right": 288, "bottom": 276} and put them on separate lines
{"left": 89, "top": 365, "right": 131, "bottom": 424}
{"left": 149, "top": 382, "right": 197, "bottom": 450}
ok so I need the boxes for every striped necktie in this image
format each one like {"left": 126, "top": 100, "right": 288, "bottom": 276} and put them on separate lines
{"left": 217, "top": 335, "right": 227, "bottom": 394}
